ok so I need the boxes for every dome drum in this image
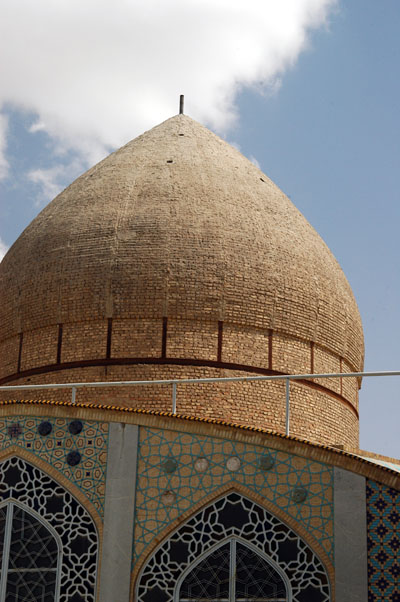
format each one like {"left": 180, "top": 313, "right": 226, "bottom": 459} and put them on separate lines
{"left": 0, "top": 363, "right": 359, "bottom": 448}
{"left": 0, "top": 115, "right": 364, "bottom": 449}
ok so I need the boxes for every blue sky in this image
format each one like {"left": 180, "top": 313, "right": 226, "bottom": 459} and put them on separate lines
{"left": 0, "top": 0, "right": 399, "bottom": 457}
{"left": 237, "top": 1, "right": 400, "bottom": 458}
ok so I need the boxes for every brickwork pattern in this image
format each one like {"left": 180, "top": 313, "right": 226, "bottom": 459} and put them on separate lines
{"left": 61, "top": 320, "right": 108, "bottom": 362}
{"left": 134, "top": 426, "right": 334, "bottom": 564}
{"left": 20, "top": 325, "right": 58, "bottom": 371}
{"left": 0, "top": 414, "right": 108, "bottom": 515}
{"left": 0, "top": 335, "right": 20, "bottom": 377}
{"left": 342, "top": 358, "right": 360, "bottom": 407}
{"left": 0, "top": 320, "right": 360, "bottom": 409}
{"left": 367, "top": 479, "right": 400, "bottom": 601}
{"left": 273, "top": 332, "right": 311, "bottom": 375}
{"left": 0, "top": 115, "right": 364, "bottom": 448}
{"left": 221, "top": 323, "right": 270, "bottom": 367}
{"left": 167, "top": 319, "right": 218, "bottom": 360}
{"left": 0, "top": 363, "right": 359, "bottom": 448}
{"left": 111, "top": 318, "right": 162, "bottom": 358}
{"left": 314, "top": 346, "right": 341, "bottom": 394}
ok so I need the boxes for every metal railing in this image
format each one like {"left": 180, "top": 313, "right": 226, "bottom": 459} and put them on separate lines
{"left": 0, "top": 370, "right": 399, "bottom": 437}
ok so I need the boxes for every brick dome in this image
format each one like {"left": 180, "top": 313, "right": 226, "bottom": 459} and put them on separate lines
{"left": 0, "top": 115, "right": 364, "bottom": 447}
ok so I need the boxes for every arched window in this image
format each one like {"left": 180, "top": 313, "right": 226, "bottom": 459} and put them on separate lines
{"left": 177, "top": 538, "right": 288, "bottom": 601}
{"left": 0, "top": 501, "right": 61, "bottom": 601}
{"left": 136, "top": 492, "right": 331, "bottom": 602}
{"left": 0, "top": 457, "right": 99, "bottom": 602}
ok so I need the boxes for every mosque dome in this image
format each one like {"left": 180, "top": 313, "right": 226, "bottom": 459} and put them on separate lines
{"left": 0, "top": 115, "right": 364, "bottom": 448}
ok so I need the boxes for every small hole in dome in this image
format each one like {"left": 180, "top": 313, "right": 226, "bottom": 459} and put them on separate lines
{"left": 260, "top": 178, "right": 265, "bottom": 182}
{"left": 167, "top": 160, "right": 173, "bottom": 163}
{"left": 178, "top": 134, "right": 184, "bottom": 136}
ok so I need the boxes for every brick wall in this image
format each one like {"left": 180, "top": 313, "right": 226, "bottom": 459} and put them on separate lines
{"left": 0, "top": 359, "right": 359, "bottom": 449}
{"left": 0, "top": 116, "right": 364, "bottom": 451}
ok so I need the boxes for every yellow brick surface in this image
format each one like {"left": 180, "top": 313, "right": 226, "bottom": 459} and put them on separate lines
{"left": 272, "top": 333, "right": 310, "bottom": 374}
{"left": 0, "top": 115, "right": 364, "bottom": 449}
{"left": 167, "top": 319, "right": 218, "bottom": 360}
{"left": 1, "top": 363, "right": 359, "bottom": 448}
{"left": 313, "top": 345, "right": 341, "bottom": 394}
{"left": 222, "top": 324, "right": 269, "bottom": 367}
{"left": 111, "top": 318, "right": 162, "bottom": 358}
{"left": 0, "top": 336, "right": 19, "bottom": 379}
{"left": 20, "top": 326, "right": 58, "bottom": 371}
{"left": 61, "top": 321, "right": 108, "bottom": 362}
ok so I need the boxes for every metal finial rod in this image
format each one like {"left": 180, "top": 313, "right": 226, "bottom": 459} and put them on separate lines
{"left": 179, "top": 95, "right": 184, "bottom": 115}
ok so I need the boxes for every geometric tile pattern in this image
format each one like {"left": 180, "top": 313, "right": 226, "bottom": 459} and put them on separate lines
{"left": 0, "top": 415, "right": 109, "bottom": 516}
{"left": 136, "top": 491, "right": 331, "bottom": 602}
{"left": 0, "top": 456, "right": 98, "bottom": 602}
{"left": 134, "top": 427, "right": 333, "bottom": 563}
{"left": 366, "top": 479, "right": 400, "bottom": 601}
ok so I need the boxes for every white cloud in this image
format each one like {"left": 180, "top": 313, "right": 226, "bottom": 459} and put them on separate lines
{"left": 249, "top": 156, "right": 261, "bottom": 169}
{"left": 229, "top": 142, "right": 261, "bottom": 168}
{"left": 229, "top": 141, "right": 242, "bottom": 152}
{"left": 27, "top": 167, "right": 68, "bottom": 205}
{"left": 0, "top": 0, "right": 336, "bottom": 169}
{"left": 0, "top": 237, "right": 8, "bottom": 261}
{"left": 27, "top": 159, "right": 86, "bottom": 206}
{"left": 0, "top": 113, "right": 9, "bottom": 180}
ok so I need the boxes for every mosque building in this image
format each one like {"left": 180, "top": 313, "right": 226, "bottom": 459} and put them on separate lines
{"left": 0, "top": 111, "right": 399, "bottom": 601}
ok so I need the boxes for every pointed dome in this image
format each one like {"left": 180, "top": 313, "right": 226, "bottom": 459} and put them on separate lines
{"left": 0, "top": 115, "right": 364, "bottom": 447}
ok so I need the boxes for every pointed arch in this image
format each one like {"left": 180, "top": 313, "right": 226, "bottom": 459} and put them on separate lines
{"left": 0, "top": 497, "right": 63, "bottom": 549}
{"left": 0, "top": 499, "right": 62, "bottom": 600}
{"left": 0, "top": 453, "right": 99, "bottom": 602}
{"left": 0, "top": 445, "right": 102, "bottom": 532}
{"left": 134, "top": 489, "right": 332, "bottom": 602}
{"left": 132, "top": 482, "right": 334, "bottom": 591}
{"left": 176, "top": 536, "right": 291, "bottom": 601}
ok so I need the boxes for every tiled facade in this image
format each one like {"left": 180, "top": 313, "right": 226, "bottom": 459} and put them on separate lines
{"left": 0, "top": 406, "right": 397, "bottom": 600}
{"left": 0, "top": 415, "right": 108, "bottom": 515}
{"left": 367, "top": 480, "right": 400, "bottom": 601}
{"left": 0, "top": 111, "right": 397, "bottom": 601}
{"left": 134, "top": 426, "right": 334, "bottom": 563}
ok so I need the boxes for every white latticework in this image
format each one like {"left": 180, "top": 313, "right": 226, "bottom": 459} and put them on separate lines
{"left": 0, "top": 457, "right": 98, "bottom": 602}
{"left": 136, "top": 492, "right": 330, "bottom": 602}
{"left": 179, "top": 539, "right": 288, "bottom": 601}
{"left": 0, "top": 502, "right": 59, "bottom": 601}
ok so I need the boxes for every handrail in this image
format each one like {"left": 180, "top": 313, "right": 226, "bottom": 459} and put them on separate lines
{"left": 1, "top": 370, "right": 399, "bottom": 437}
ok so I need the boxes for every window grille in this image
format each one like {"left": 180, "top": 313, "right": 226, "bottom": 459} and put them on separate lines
{"left": 0, "top": 502, "right": 60, "bottom": 601}
{"left": 0, "top": 457, "right": 98, "bottom": 602}
{"left": 178, "top": 538, "right": 287, "bottom": 601}
{"left": 136, "top": 492, "right": 330, "bottom": 602}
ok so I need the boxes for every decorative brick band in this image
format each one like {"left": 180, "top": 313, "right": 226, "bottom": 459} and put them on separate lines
{"left": 106, "top": 319, "right": 112, "bottom": 360}
{"left": 56, "top": 324, "right": 63, "bottom": 364}
{"left": 161, "top": 317, "right": 168, "bottom": 359}
{"left": 0, "top": 357, "right": 359, "bottom": 419}
{"left": 17, "top": 333, "right": 23, "bottom": 373}
{"left": 217, "top": 321, "right": 223, "bottom": 362}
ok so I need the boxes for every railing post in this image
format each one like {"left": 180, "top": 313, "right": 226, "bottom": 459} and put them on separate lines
{"left": 172, "top": 382, "right": 177, "bottom": 414}
{"left": 285, "top": 379, "right": 290, "bottom": 436}
{"left": 71, "top": 387, "right": 76, "bottom": 404}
